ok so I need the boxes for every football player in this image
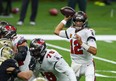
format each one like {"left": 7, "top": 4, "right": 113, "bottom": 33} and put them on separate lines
{"left": 0, "top": 22, "right": 33, "bottom": 80}
{"left": 29, "top": 38, "right": 77, "bottom": 81}
{"left": 0, "top": 45, "right": 33, "bottom": 81}
{"left": 0, "top": 24, "right": 31, "bottom": 71}
{"left": 54, "top": 11, "right": 97, "bottom": 81}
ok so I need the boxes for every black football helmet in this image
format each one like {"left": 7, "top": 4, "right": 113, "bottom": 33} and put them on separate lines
{"left": 73, "top": 11, "right": 87, "bottom": 28}
{"left": 29, "top": 38, "right": 46, "bottom": 59}
{"left": 1, "top": 25, "right": 17, "bottom": 39}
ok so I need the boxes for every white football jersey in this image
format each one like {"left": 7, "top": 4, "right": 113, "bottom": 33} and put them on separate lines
{"left": 12, "top": 35, "right": 31, "bottom": 71}
{"left": 59, "top": 27, "right": 97, "bottom": 64}
{"left": 34, "top": 49, "right": 76, "bottom": 81}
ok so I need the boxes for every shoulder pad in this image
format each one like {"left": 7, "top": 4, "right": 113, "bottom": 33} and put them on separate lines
{"left": 17, "top": 37, "right": 27, "bottom": 46}
{"left": 47, "top": 49, "right": 62, "bottom": 63}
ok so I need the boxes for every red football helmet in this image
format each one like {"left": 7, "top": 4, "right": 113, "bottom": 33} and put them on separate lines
{"left": 73, "top": 11, "right": 88, "bottom": 29}
{"left": 29, "top": 38, "right": 46, "bottom": 59}
{"left": 1, "top": 25, "right": 17, "bottom": 39}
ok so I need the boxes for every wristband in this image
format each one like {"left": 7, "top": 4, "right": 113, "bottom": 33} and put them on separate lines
{"left": 61, "top": 20, "right": 67, "bottom": 25}
{"left": 81, "top": 43, "right": 90, "bottom": 50}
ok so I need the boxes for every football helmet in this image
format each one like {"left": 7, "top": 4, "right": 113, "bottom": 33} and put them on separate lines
{"left": 0, "top": 46, "right": 14, "bottom": 65}
{"left": 73, "top": 11, "right": 87, "bottom": 28}
{"left": 33, "top": 77, "right": 47, "bottom": 81}
{"left": 29, "top": 38, "right": 46, "bottom": 59}
{"left": 0, "top": 21, "right": 9, "bottom": 36}
{"left": 1, "top": 25, "right": 17, "bottom": 39}
{"left": 0, "top": 46, "right": 14, "bottom": 59}
{"left": 0, "top": 38, "right": 13, "bottom": 48}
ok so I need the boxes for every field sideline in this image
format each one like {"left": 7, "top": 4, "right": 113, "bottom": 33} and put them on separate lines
{"left": 19, "top": 34, "right": 116, "bottom": 79}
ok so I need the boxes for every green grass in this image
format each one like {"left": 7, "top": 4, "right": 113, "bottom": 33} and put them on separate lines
{"left": 1, "top": 1, "right": 116, "bottom": 81}
{"left": 1, "top": 1, "right": 116, "bottom": 34}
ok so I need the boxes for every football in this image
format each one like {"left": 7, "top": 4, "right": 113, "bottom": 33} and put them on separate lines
{"left": 11, "top": 8, "right": 19, "bottom": 14}
{"left": 60, "top": 6, "right": 76, "bottom": 17}
{"left": 49, "top": 8, "right": 58, "bottom": 16}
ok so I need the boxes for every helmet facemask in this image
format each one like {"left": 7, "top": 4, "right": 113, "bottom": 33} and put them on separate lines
{"left": 0, "top": 21, "right": 9, "bottom": 38}
{"left": 29, "top": 38, "right": 46, "bottom": 60}
{"left": 73, "top": 11, "right": 87, "bottom": 31}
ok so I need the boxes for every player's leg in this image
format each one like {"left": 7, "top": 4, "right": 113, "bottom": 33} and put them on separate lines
{"left": 78, "top": 0, "right": 87, "bottom": 12}
{"left": 30, "top": 0, "right": 39, "bottom": 23}
{"left": 85, "top": 61, "right": 96, "bottom": 81}
{"left": 0, "top": 0, "right": 4, "bottom": 15}
{"left": 71, "top": 62, "right": 82, "bottom": 81}
{"left": 4, "top": 0, "right": 12, "bottom": 15}
{"left": 19, "top": 0, "right": 29, "bottom": 22}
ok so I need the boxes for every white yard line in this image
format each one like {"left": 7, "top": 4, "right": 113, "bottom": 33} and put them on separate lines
{"left": 96, "top": 70, "right": 116, "bottom": 73}
{"left": 96, "top": 73, "right": 116, "bottom": 78}
{"left": 18, "top": 34, "right": 116, "bottom": 41}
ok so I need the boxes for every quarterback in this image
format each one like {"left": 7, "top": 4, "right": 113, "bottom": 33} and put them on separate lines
{"left": 54, "top": 11, "right": 97, "bottom": 81}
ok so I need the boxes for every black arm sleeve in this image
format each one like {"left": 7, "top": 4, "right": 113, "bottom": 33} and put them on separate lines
{"left": 14, "top": 46, "right": 28, "bottom": 61}
{"left": 12, "top": 68, "right": 21, "bottom": 77}
{"left": 29, "top": 56, "right": 37, "bottom": 71}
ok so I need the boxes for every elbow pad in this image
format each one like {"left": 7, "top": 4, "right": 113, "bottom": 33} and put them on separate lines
{"left": 14, "top": 46, "right": 28, "bottom": 61}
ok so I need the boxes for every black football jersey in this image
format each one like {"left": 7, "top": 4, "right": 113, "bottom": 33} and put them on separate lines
{"left": 0, "top": 59, "right": 19, "bottom": 81}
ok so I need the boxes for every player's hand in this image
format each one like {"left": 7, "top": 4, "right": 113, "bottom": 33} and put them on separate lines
{"left": 6, "top": 67, "right": 15, "bottom": 74}
{"left": 63, "top": 16, "right": 72, "bottom": 21}
{"left": 74, "top": 34, "right": 82, "bottom": 45}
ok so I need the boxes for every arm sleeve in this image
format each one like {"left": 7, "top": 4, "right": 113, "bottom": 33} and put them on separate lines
{"left": 59, "top": 27, "right": 76, "bottom": 39}
{"left": 54, "top": 58, "right": 77, "bottom": 81}
{"left": 59, "top": 30, "right": 67, "bottom": 38}
{"left": 14, "top": 46, "right": 28, "bottom": 61}
{"left": 87, "top": 39, "right": 97, "bottom": 48}
{"left": 86, "top": 29, "right": 97, "bottom": 48}
{"left": 86, "top": 29, "right": 96, "bottom": 41}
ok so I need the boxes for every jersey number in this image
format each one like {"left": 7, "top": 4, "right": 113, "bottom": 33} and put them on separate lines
{"left": 46, "top": 51, "right": 55, "bottom": 58}
{"left": 44, "top": 72, "right": 57, "bottom": 81}
{"left": 70, "top": 39, "right": 83, "bottom": 55}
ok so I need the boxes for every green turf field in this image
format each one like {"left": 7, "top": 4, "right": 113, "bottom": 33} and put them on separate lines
{"left": 0, "top": 0, "right": 116, "bottom": 81}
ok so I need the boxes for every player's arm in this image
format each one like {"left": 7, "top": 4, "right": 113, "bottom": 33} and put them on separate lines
{"left": 54, "top": 58, "right": 77, "bottom": 81}
{"left": 54, "top": 16, "right": 71, "bottom": 36}
{"left": 48, "top": 50, "right": 76, "bottom": 81}
{"left": 14, "top": 38, "right": 28, "bottom": 61}
{"left": 47, "top": 50, "right": 76, "bottom": 81}
{"left": 87, "top": 38, "right": 97, "bottom": 55}
{"left": 17, "top": 70, "right": 33, "bottom": 80}
{"left": 7, "top": 67, "right": 33, "bottom": 80}
{"left": 74, "top": 34, "right": 97, "bottom": 55}
{"left": 6, "top": 59, "right": 33, "bottom": 80}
